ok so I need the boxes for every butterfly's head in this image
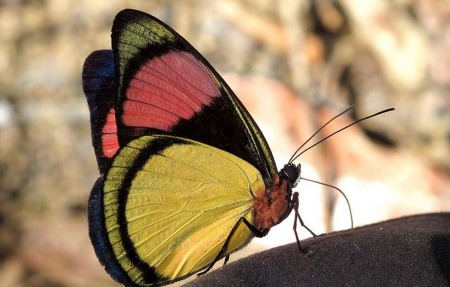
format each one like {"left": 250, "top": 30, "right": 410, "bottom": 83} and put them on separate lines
{"left": 280, "top": 163, "right": 302, "bottom": 188}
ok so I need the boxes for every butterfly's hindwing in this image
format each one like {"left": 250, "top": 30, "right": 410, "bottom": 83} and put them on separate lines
{"left": 101, "top": 135, "right": 263, "bottom": 285}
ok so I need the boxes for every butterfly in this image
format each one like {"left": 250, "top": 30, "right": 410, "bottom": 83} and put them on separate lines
{"left": 83, "top": 8, "right": 393, "bottom": 287}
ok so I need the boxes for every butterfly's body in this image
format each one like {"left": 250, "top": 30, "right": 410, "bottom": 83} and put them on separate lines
{"left": 84, "top": 9, "right": 301, "bottom": 287}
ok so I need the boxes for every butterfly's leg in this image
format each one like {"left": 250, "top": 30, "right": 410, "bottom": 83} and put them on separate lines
{"left": 291, "top": 192, "right": 317, "bottom": 254}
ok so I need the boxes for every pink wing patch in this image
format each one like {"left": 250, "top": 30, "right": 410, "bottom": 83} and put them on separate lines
{"left": 101, "top": 109, "right": 120, "bottom": 158}
{"left": 122, "top": 51, "right": 221, "bottom": 130}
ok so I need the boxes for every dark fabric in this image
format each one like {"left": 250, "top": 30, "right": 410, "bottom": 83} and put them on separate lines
{"left": 184, "top": 213, "right": 450, "bottom": 287}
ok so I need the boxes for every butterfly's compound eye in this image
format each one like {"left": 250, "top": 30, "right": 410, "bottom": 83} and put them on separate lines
{"left": 280, "top": 164, "right": 301, "bottom": 187}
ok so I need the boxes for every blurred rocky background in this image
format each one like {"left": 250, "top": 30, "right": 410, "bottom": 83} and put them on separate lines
{"left": 0, "top": 0, "right": 449, "bottom": 286}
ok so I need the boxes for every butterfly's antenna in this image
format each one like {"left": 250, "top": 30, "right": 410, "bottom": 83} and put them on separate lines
{"left": 289, "top": 108, "right": 395, "bottom": 164}
{"left": 288, "top": 106, "right": 354, "bottom": 164}
{"left": 301, "top": 177, "right": 354, "bottom": 231}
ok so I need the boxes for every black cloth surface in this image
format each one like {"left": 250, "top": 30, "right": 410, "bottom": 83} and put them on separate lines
{"left": 184, "top": 213, "right": 450, "bottom": 286}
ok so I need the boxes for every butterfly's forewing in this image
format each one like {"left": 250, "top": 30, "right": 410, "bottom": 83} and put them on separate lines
{"left": 82, "top": 50, "right": 119, "bottom": 174}
{"left": 111, "top": 9, "right": 277, "bottom": 183}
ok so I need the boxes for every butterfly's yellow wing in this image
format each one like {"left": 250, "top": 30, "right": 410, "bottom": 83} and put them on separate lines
{"left": 96, "top": 135, "right": 264, "bottom": 285}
